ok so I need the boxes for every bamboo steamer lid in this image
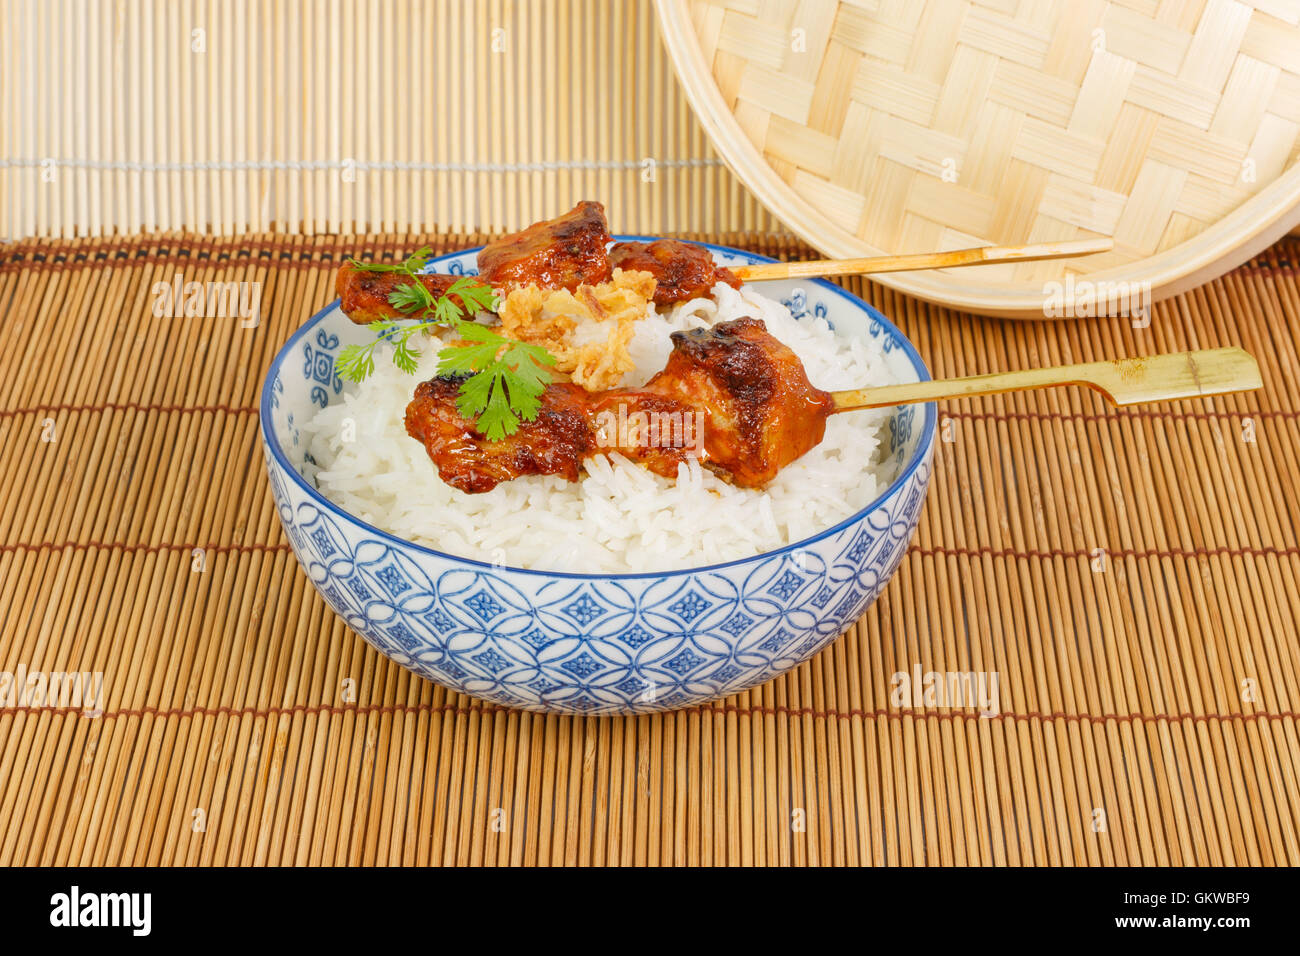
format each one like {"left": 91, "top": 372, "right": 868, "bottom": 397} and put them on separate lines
{"left": 654, "top": 0, "right": 1300, "bottom": 318}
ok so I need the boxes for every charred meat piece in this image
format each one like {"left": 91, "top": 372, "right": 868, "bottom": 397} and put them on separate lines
{"left": 403, "top": 317, "right": 834, "bottom": 493}
{"left": 335, "top": 262, "right": 466, "bottom": 325}
{"left": 477, "top": 200, "right": 613, "bottom": 292}
{"left": 608, "top": 239, "right": 741, "bottom": 306}
{"left": 586, "top": 389, "right": 706, "bottom": 480}
{"left": 641, "top": 317, "right": 834, "bottom": 487}
{"left": 405, "top": 378, "right": 597, "bottom": 494}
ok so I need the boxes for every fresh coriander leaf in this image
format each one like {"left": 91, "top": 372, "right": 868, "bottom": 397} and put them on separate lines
{"left": 451, "top": 320, "right": 497, "bottom": 341}
{"left": 447, "top": 275, "right": 499, "bottom": 314}
{"left": 392, "top": 340, "right": 420, "bottom": 375}
{"left": 499, "top": 363, "right": 548, "bottom": 423}
{"left": 436, "top": 338, "right": 500, "bottom": 375}
{"left": 476, "top": 405, "right": 519, "bottom": 441}
{"left": 437, "top": 321, "right": 556, "bottom": 439}
{"left": 474, "top": 377, "right": 523, "bottom": 440}
{"left": 507, "top": 378, "right": 544, "bottom": 421}
{"left": 502, "top": 344, "right": 556, "bottom": 390}
{"left": 345, "top": 256, "right": 402, "bottom": 273}
{"left": 405, "top": 246, "right": 434, "bottom": 272}
{"left": 449, "top": 322, "right": 504, "bottom": 351}
{"left": 388, "top": 282, "right": 434, "bottom": 315}
{"left": 433, "top": 296, "right": 462, "bottom": 325}
{"left": 335, "top": 344, "right": 374, "bottom": 383}
{"left": 346, "top": 245, "right": 434, "bottom": 274}
{"left": 454, "top": 366, "right": 497, "bottom": 418}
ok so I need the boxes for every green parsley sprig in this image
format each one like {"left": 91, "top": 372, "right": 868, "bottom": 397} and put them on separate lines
{"left": 335, "top": 251, "right": 557, "bottom": 440}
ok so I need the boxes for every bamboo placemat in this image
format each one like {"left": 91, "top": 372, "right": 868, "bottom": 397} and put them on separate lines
{"left": 1, "top": 231, "right": 1298, "bottom": 866}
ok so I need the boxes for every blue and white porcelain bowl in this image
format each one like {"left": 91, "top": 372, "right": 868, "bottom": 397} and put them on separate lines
{"left": 261, "top": 241, "right": 935, "bottom": 715}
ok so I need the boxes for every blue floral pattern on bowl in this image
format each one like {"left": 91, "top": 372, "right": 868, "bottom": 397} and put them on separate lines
{"left": 260, "top": 240, "right": 936, "bottom": 714}
{"left": 780, "top": 288, "right": 830, "bottom": 326}
{"left": 303, "top": 329, "right": 344, "bottom": 408}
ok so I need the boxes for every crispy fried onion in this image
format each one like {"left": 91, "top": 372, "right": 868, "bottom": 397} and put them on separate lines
{"left": 496, "top": 268, "right": 656, "bottom": 390}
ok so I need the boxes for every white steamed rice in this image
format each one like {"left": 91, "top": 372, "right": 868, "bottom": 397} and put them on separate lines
{"left": 302, "top": 282, "right": 900, "bottom": 572}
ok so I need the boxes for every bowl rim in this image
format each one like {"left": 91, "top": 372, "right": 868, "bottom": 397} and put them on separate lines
{"left": 259, "top": 239, "right": 937, "bottom": 580}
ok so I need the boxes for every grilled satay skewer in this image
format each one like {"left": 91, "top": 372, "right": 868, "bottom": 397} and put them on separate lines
{"left": 406, "top": 317, "right": 825, "bottom": 493}
{"left": 405, "top": 316, "right": 1261, "bottom": 494}
{"left": 338, "top": 201, "right": 745, "bottom": 315}
{"left": 337, "top": 202, "right": 1114, "bottom": 323}
{"left": 730, "top": 237, "right": 1113, "bottom": 282}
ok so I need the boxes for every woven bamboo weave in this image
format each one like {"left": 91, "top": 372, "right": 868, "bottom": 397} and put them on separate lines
{"left": 0, "top": 231, "right": 1297, "bottom": 865}
{"left": 656, "top": 0, "right": 1300, "bottom": 313}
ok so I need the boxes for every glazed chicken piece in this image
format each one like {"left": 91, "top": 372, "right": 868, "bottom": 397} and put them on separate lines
{"left": 477, "top": 200, "right": 613, "bottom": 292}
{"left": 405, "top": 377, "right": 598, "bottom": 494}
{"left": 338, "top": 202, "right": 748, "bottom": 324}
{"left": 403, "top": 317, "right": 835, "bottom": 493}
{"left": 638, "top": 317, "right": 834, "bottom": 487}
{"left": 335, "top": 263, "right": 468, "bottom": 325}
{"left": 336, "top": 202, "right": 613, "bottom": 324}
{"left": 608, "top": 239, "right": 742, "bottom": 306}
{"left": 405, "top": 377, "right": 703, "bottom": 494}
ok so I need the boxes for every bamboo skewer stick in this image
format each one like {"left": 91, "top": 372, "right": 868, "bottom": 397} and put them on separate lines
{"left": 733, "top": 237, "right": 1114, "bottom": 281}
{"left": 832, "top": 347, "right": 1261, "bottom": 412}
